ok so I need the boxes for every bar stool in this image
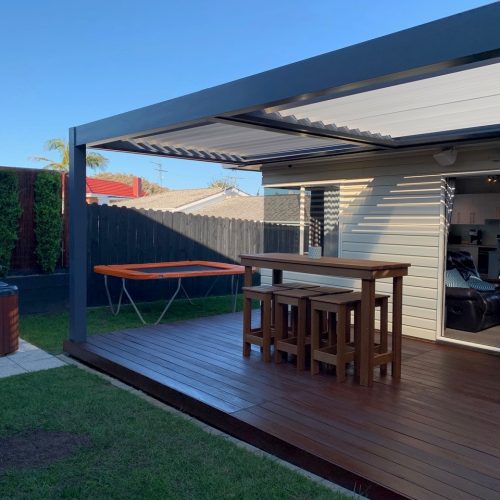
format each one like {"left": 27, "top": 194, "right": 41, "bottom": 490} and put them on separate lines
{"left": 273, "top": 288, "right": 328, "bottom": 370}
{"left": 273, "top": 282, "right": 317, "bottom": 289}
{"left": 308, "top": 286, "right": 352, "bottom": 341}
{"left": 242, "top": 285, "right": 282, "bottom": 362}
{"left": 310, "top": 292, "right": 390, "bottom": 382}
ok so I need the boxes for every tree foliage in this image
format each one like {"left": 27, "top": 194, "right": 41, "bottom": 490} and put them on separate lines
{"left": 207, "top": 177, "right": 238, "bottom": 190}
{"left": 33, "top": 138, "right": 108, "bottom": 171}
{"left": 94, "top": 172, "right": 168, "bottom": 195}
{"left": 34, "top": 172, "right": 63, "bottom": 273}
{"left": 0, "top": 172, "right": 22, "bottom": 277}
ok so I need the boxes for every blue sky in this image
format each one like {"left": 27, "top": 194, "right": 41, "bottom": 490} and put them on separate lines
{"left": 0, "top": 0, "right": 490, "bottom": 194}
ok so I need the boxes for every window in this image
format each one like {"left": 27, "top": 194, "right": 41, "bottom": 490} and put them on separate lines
{"left": 263, "top": 185, "right": 340, "bottom": 257}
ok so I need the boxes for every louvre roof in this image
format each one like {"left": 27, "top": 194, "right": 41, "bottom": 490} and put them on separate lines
{"left": 73, "top": 3, "right": 500, "bottom": 169}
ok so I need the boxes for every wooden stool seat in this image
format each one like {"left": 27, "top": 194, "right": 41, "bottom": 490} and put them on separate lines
{"left": 311, "top": 292, "right": 391, "bottom": 381}
{"left": 242, "top": 285, "right": 282, "bottom": 362}
{"left": 273, "top": 282, "right": 317, "bottom": 289}
{"left": 274, "top": 288, "right": 325, "bottom": 370}
{"left": 241, "top": 285, "right": 282, "bottom": 296}
{"left": 312, "top": 292, "right": 388, "bottom": 306}
{"left": 309, "top": 285, "right": 352, "bottom": 294}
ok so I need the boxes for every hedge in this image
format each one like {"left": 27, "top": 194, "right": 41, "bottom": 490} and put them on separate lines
{"left": 34, "top": 172, "right": 63, "bottom": 273}
{"left": 0, "top": 171, "right": 22, "bottom": 277}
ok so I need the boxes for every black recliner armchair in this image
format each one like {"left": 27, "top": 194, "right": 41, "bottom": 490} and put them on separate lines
{"left": 446, "top": 251, "right": 500, "bottom": 332}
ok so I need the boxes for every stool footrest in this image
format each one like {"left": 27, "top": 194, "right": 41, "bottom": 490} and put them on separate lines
{"left": 276, "top": 336, "right": 311, "bottom": 354}
{"left": 373, "top": 352, "right": 393, "bottom": 366}
{"left": 313, "top": 345, "right": 355, "bottom": 365}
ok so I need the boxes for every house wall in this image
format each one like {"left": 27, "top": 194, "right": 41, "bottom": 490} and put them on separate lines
{"left": 260, "top": 143, "right": 500, "bottom": 341}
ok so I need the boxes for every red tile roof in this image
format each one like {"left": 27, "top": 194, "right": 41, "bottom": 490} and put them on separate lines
{"left": 86, "top": 178, "right": 142, "bottom": 198}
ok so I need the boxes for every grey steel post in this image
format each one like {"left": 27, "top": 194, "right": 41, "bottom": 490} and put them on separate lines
{"left": 69, "top": 127, "right": 87, "bottom": 342}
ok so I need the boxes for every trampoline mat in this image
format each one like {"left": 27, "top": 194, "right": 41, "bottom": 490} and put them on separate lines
{"left": 135, "top": 265, "right": 227, "bottom": 274}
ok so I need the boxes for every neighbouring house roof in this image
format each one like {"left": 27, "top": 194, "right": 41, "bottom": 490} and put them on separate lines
{"left": 86, "top": 177, "right": 142, "bottom": 198}
{"left": 112, "top": 187, "right": 246, "bottom": 211}
{"left": 194, "top": 194, "right": 310, "bottom": 223}
{"left": 73, "top": 4, "right": 500, "bottom": 170}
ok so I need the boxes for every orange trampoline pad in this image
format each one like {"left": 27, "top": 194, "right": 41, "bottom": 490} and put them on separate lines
{"left": 94, "top": 260, "right": 245, "bottom": 280}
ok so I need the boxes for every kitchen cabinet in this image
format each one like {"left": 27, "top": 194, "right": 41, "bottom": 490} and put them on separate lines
{"left": 451, "top": 194, "right": 500, "bottom": 225}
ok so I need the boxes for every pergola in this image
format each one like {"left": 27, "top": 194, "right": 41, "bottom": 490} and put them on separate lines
{"left": 69, "top": 3, "right": 500, "bottom": 343}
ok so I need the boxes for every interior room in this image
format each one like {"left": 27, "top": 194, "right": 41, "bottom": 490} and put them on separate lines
{"left": 445, "top": 174, "right": 500, "bottom": 349}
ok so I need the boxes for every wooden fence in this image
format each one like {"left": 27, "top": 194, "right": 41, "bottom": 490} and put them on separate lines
{"left": 87, "top": 204, "right": 300, "bottom": 305}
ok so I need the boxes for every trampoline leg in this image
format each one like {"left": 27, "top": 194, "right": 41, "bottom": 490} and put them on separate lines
{"left": 179, "top": 282, "right": 195, "bottom": 305}
{"left": 232, "top": 275, "right": 239, "bottom": 313}
{"left": 122, "top": 279, "right": 147, "bottom": 325}
{"left": 104, "top": 275, "right": 124, "bottom": 316}
{"left": 155, "top": 277, "right": 182, "bottom": 325}
{"left": 203, "top": 275, "right": 221, "bottom": 298}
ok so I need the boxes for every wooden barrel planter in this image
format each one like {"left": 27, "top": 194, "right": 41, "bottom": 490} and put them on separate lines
{"left": 0, "top": 282, "right": 19, "bottom": 356}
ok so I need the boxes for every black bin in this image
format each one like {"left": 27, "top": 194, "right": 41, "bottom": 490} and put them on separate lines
{"left": 0, "top": 282, "right": 19, "bottom": 356}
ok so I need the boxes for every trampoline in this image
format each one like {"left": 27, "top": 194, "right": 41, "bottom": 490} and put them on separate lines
{"left": 94, "top": 261, "right": 245, "bottom": 325}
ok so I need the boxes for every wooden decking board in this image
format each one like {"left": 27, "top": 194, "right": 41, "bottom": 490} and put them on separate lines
{"left": 275, "top": 395, "right": 500, "bottom": 493}
{"left": 103, "top": 331, "right": 314, "bottom": 402}
{"left": 104, "top": 327, "right": 342, "bottom": 394}
{"left": 85, "top": 342, "right": 245, "bottom": 413}
{"left": 88, "top": 337, "right": 258, "bottom": 411}
{"left": 103, "top": 331, "right": 286, "bottom": 401}
{"left": 285, "top": 381, "right": 500, "bottom": 479}
{"left": 375, "top": 373, "right": 500, "bottom": 423}
{"left": 95, "top": 334, "right": 267, "bottom": 406}
{"left": 402, "top": 355, "right": 500, "bottom": 393}
{"left": 232, "top": 408, "right": 444, "bottom": 500}
{"left": 366, "top": 378, "right": 500, "bottom": 443}
{"left": 66, "top": 311, "right": 500, "bottom": 499}
{"left": 269, "top": 396, "right": 500, "bottom": 495}
{"left": 245, "top": 402, "right": 492, "bottom": 500}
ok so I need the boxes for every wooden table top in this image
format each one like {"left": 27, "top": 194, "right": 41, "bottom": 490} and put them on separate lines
{"left": 240, "top": 253, "right": 410, "bottom": 280}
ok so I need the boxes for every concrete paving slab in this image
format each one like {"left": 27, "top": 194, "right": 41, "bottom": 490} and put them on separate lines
{"left": 0, "top": 339, "right": 66, "bottom": 379}
{"left": 0, "top": 357, "right": 27, "bottom": 377}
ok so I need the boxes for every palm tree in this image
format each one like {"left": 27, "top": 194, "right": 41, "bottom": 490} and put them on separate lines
{"left": 33, "top": 139, "right": 108, "bottom": 171}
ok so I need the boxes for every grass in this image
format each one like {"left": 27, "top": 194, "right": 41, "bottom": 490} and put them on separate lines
{"left": 20, "top": 295, "right": 245, "bottom": 354}
{"left": 0, "top": 366, "right": 349, "bottom": 499}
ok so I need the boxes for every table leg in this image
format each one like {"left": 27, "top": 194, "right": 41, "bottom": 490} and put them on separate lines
{"left": 359, "top": 279, "right": 375, "bottom": 387}
{"left": 392, "top": 276, "right": 403, "bottom": 379}
{"left": 296, "top": 298, "right": 307, "bottom": 370}
{"left": 243, "top": 266, "right": 253, "bottom": 357}
{"left": 272, "top": 269, "right": 283, "bottom": 285}
{"left": 244, "top": 265, "right": 253, "bottom": 287}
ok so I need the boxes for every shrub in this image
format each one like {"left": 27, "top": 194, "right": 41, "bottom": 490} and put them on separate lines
{"left": 34, "top": 172, "right": 63, "bottom": 273}
{"left": 0, "top": 171, "right": 22, "bottom": 277}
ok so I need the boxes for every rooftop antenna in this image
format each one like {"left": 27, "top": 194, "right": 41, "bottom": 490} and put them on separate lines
{"left": 223, "top": 175, "right": 243, "bottom": 188}
{"left": 151, "top": 161, "right": 168, "bottom": 187}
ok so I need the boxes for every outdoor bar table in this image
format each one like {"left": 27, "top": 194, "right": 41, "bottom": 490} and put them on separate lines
{"left": 240, "top": 253, "right": 410, "bottom": 387}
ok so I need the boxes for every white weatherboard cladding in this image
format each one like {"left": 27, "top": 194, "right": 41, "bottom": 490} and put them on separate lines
{"left": 262, "top": 172, "right": 444, "bottom": 341}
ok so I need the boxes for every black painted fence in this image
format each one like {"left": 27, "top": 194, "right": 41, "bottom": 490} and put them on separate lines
{"left": 87, "top": 204, "right": 300, "bottom": 306}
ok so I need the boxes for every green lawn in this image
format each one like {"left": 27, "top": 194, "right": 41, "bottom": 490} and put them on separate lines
{"left": 0, "top": 366, "right": 347, "bottom": 499}
{"left": 20, "top": 295, "right": 245, "bottom": 354}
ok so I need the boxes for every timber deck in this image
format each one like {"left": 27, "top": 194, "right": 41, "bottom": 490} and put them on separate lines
{"left": 64, "top": 311, "right": 500, "bottom": 499}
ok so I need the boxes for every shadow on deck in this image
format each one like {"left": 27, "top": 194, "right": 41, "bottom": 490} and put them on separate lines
{"left": 64, "top": 311, "right": 500, "bottom": 500}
